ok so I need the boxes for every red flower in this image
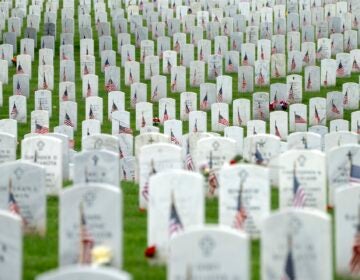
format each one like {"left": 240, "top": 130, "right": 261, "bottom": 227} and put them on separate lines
{"left": 11, "top": 56, "right": 17, "bottom": 65}
{"left": 145, "top": 245, "right": 156, "bottom": 258}
{"left": 230, "top": 159, "right": 237, "bottom": 165}
{"left": 269, "top": 102, "right": 276, "bottom": 111}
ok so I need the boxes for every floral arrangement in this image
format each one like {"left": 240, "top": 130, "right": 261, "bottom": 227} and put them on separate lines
{"left": 91, "top": 245, "right": 112, "bottom": 266}
{"left": 153, "top": 117, "right": 160, "bottom": 126}
{"left": 269, "top": 100, "right": 288, "bottom": 111}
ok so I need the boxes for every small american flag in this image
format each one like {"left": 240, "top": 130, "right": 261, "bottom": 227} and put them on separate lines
{"left": 288, "top": 84, "right": 295, "bottom": 102}
{"left": 171, "top": 74, "right": 177, "bottom": 91}
{"left": 42, "top": 74, "right": 48, "bottom": 89}
{"left": 131, "top": 91, "right": 137, "bottom": 107}
{"left": 122, "top": 166, "right": 127, "bottom": 181}
{"left": 227, "top": 57, "right": 234, "bottom": 72}
{"left": 128, "top": 70, "right": 134, "bottom": 84}
{"left": 291, "top": 57, "right": 296, "bottom": 71}
{"left": 237, "top": 109, "right": 242, "bottom": 126}
{"left": 217, "top": 85, "right": 223, "bottom": 102}
{"left": 272, "top": 44, "right": 277, "bottom": 54}
{"left": 167, "top": 59, "right": 172, "bottom": 73}
{"left": 185, "top": 140, "right": 194, "bottom": 171}
{"left": 282, "top": 236, "right": 296, "bottom": 280}
{"left": 174, "top": 40, "right": 180, "bottom": 52}
{"left": 119, "top": 123, "right": 133, "bottom": 135}
{"left": 302, "top": 50, "right": 310, "bottom": 63}
{"left": 8, "top": 179, "right": 20, "bottom": 215}
{"left": 257, "top": 71, "right": 265, "bottom": 86}
{"left": 142, "top": 160, "right": 156, "bottom": 201}
{"left": 293, "top": 163, "right": 305, "bottom": 207}
{"left": 306, "top": 75, "right": 312, "bottom": 89}
{"left": 316, "top": 45, "right": 323, "bottom": 59}
{"left": 353, "top": 59, "right": 360, "bottom": 71}
{"left": 233, "top": 181, "right": 247, "bottom": 230}
{"left": 260, "top": 46, "right": 265, "bottom": 60}
{"left": 78, "top": 202, "right": 94, "bottom": 264}
{"left": 346, "top": 38, "right": 352, "bottom": 52}
{"left": 152, "top": 86, "right": 158, "bottom": 101}
{"left": 332, "top": 100, "right": 340, "bottom": 114}
{"left": 275, "top": 121, "right": 281, "bottom": 138}
{"left": 200, "top": 93, "right": 208, "bottom": 110}
{"left": 344, "top": 90, "right": 349, "bottom": 105}
{"left": 64, "top": 113, "right": 74, "bottom": 127}
{"left": 105, "top": 78, "right": 117, "bottom": 92}
{"left": 10, "top": 103, "right": 18, "bottom": 119}
{"left": 127, "top": 51, "right": 132, "bottom": 61}
{"left": 217, "top": 45, "right": 221, "bottom": 55}
{"left": 163, "top": 106, "right": 169, "bottom": 122}
{"left": 294, "top": 112, "right": 306, "bottom": 124}
{"left": 349, "top": 207, "right": 360, "bottom": 274}
{"left": 83, "top": 64, "right": 90, "bottom": 75}
{"left": 17, "top": 63, "right": 24, "bottom": 74}
{"left": 243, "top": 53, "right": 248, "bottom": 65}
{"left": 232, "top": 39, "right": 237, "bottom": 50}
{"left": 62, "top": 68, "right": 67, "bottom": 82}
{"left": 16, "top": 81, "right": 22, "bottom": 95}
{"left": 218, "top": 111, "right": 229, "bottom": 126}
{"left": 141, "top": 113, "right": 146, "bottom": 128}
{"left": 199, "top": 47, "right": 204, "bottom": 61}
{"left": 88, "top": 106, "right": 95, "bottom": 119}
{"left": 119, "top": 146, "right": 124, "bottom": 159}
{"left": 314, "top": 106, "right": 321, "bottom": 124}
{"left": 192, "top": 70, "right": 197, "bottom": 85}
{"left": 111, "top": 101, "right": 118, "bottom": 113}
{"left": 170, "top": 130, "right": 180, "bottom": 145}
{"left": 337, "top": 61, "right": 345, "bottom": 76}
{"left": 62, "top": 87, "right": 69, "bottom": 101}
{"left": 254, "top": 144, "right": 264, "bottom": 164}
{"left": 62, "top": 50, "right": 69, "bottom": 60}
{"left": 185, "top": 103, "right": 191, "bottom": 114}
{"left": 169, "top": 192, "right": 183, "bottom": 238}
{"left": 241, "top": 73, "right": 247, "bottom": 90}
{"left": 35, "top": 122, "right": 49, "bottom": 134}
{"left": 323, "top": 71, "right": 328, "bottom": 86}
{"left": 86, "top": 81, "right": 92, "bottom": 97}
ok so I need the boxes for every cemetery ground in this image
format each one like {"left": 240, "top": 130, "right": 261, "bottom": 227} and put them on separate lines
{"left": 1, "top": 1, "right": 359, "bottom": 279}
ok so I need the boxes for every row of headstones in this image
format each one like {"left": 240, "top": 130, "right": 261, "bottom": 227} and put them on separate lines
{"left": 8, "top": 88, "right": 358, "bottom": 136}
{"left": 0, "top": 131, "right": 359, "bottom": 220}
{"left": 3, "top": 46, "right": 360, "bottom": 97}
{"left": 5, "top": 0, "right": 358, "bottom": 36}
{"left": 2, "top": 182, "right": 360, "bottom": 279}
{"left": 6, "top": 30, "right": 360, "bottom": 76}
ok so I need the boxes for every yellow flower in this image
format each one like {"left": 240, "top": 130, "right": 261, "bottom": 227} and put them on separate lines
{"left": 91, "top": 245, "right": 112, "bottom": 265}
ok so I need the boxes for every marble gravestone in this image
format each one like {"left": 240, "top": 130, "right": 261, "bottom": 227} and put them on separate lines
{"left": 36, "top": 266, "right": 131, "bottom": 280}
{"left": 0, "top": 161, "right": 46, "bottom": 235}
{"left": 261, "top": 209, "right": 332, "bottom": 280}
{"left": 148, "top": 170, "right": 204, "bottom": 263}
{"left": 168, "top": 226, "right": 250, "bottom": 280}
{"left": 219, "top": 163, "right": 270, "bottom": 239}
{"left": 59, "top": 184, "right": 122, "bottom": 268}
{"left": 21, "top": 136, "right": 63, "bottom": 196}
{"left": 0, "top": 210, "right": 22, "bottom": 280}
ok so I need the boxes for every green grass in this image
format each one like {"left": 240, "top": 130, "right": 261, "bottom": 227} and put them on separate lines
{"left": 0, "top": 1, "right": 359, "bottom": 279}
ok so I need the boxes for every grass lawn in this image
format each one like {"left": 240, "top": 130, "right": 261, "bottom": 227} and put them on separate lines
{"left": 0, "top": 0, "right": 359, "bottom": 279}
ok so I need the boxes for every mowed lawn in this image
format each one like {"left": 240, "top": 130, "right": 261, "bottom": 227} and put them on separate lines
{"left": 0, "top": 0, "right": 359, "bottom": 279}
